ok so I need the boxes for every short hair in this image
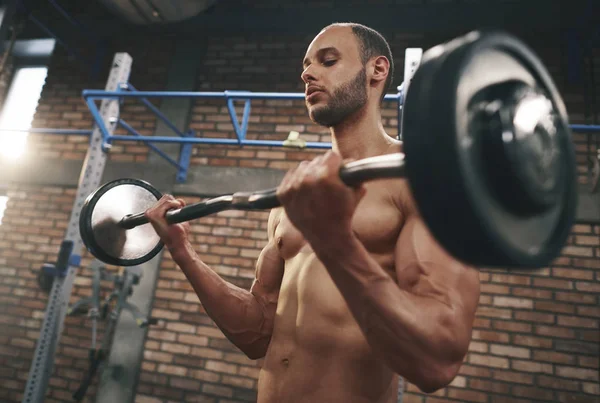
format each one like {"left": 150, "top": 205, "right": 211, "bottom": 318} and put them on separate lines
{"left": 325, "top": 22, "right": 394, "bottom": 103}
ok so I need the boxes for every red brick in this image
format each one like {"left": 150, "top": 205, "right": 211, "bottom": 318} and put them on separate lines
{"left": 533, "top": 350, "right": 576, "bottom": 365}
{"left": 143, "top": 350, "right": 173, "bottom": 363}
{"left": 161, "top": 342, "right": 191, "bottom": 355}
{"left": 582, "top": 381, "right": 600, "bottom": 395}
{"left": 473, "top": 317, "right": 491, "bottom": 328}
{"left": 511, "top": 359, "right": 553, "bottom": 374}
{"left": 578, "top": 355, "right": 599, "bottom": 369}
{"left": 552, "top": 267, "right": 595, "bottom": 280}
{"left": 205, "top": 360, "right": 237, "bottom": 374}
{"left": 556, "top": 315, "right": 597, "bottom": 328}
{"left": 514, "top": 311, "right": 555, "bottom": 324}
{"left": 446, "top": 389, "right": 487, "bottom": 402}
{"left": 151, "top": 309, "right": 181, "bottom": 320}
{"left": 154, "top": 290, "right": 185, "bottom": 300}
{"left": 190, "top": 369, "right": 221, "bottom": 383}
{"left": 190, "top": 347, "right": 224, "bottom": 360}
{"left": 512, "top": 385, "right": 554, "bottom": 401}
{"left": 537, "top": 375, "right": 580, "bottom": 391}
{"left": 139, "top": 372, "right": 168, "bottom": 385}
{"left": 492, "top": 369, "right": 534, "bottom": 384}
{"left": 556, "top": 365, "right": 598, "bottom": 381}
{"left": 157, "top": 364, "right": 187, "bottom": 376}
{"left": 468, "top": 353, "right": 509, "bottom": 369}
{"left": 165, "top": 322, "right": 196, "bottom": 334}
{"left": 468, "top": 341, "right": 488, "bottom": 353}
{"left": 572, "top": 258, "right": 600, "bottom": 269}
{"left": 490, "top": 344, "right": 530, "bottom": 358}
{"left": 135, "top": 396, "right": 162, "bottom": 403}
{"left": 472, "top": 329, "right": 510, "bottom": 343}
{"left": 512, "top": 334, "right": 553, "bottom": 349}
{"left": 572, "top": 224, "right": 593, "bottom": 233}
{"left": 178, "top": 334, "right": 209, "bottom": 346}
{"left": 561, "top": 245, "right": 594, "bottom": 257}
{"left": 555, "top": 291, "right": 596, "bottom": 304}
{"left": 169, "top": 377, "right": 201, "bottom": 391}
{"left": 535, "top": 325, "right": 575, "bottom": 339}
{"left": 574, "top": 235, "right": 600, "bottom": 245}
{"left": 534, "top": 301, "right": 576, "bottom": 314}
{"left": 480, "top": 283, "right": 510, "bottom": 294}
{"left": 533, "top": 277, "right": 574, "bottom": 289}
{"left": 492, "top": 296, "right": 533, "bottom": 309}
{"left": 511, "top": 286, "right": 553, "bottom": 299}
{"left": 468, "top": 378, "right": 511, "bottom": 394}
{"left": 576, "top": 281, "right": 600, "bottom": 293}
{"left": 202, "top": 384, "right": 233, "bottom": 398}
{"left": 221, "top": 375, "right": 254, "bottom": 389}
{"left": 492, "top": 320, "right": 532, "bottom": 333}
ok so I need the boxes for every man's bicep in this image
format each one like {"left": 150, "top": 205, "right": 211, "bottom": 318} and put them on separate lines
{"left": 394, "top": 214, "right": 481, "bottom": 350}
{"left": 252, "top": 208, "right": 285, "bottom": 297}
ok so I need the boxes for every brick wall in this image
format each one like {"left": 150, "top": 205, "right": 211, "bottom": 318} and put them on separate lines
{"left": 136, "top": 203, "right": 268, "bottom": 402}
{"left": 1, "top": 4, "right": 599, "bottom": 403}
{"left": 0, "top": 184, "right": 119, "bottom": 402}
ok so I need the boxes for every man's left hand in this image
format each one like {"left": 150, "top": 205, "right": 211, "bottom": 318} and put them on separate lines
{"left": 276, "top": 151, "right": 366, "bottom": 244}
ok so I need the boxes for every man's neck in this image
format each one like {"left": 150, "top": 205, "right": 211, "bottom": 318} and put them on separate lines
{"left": 330, "top": 104, "right": 397, "bottom": 160}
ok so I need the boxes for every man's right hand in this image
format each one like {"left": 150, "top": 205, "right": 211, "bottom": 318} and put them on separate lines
{"left": 144, "top": 195, "right": 191, "bottom": 252}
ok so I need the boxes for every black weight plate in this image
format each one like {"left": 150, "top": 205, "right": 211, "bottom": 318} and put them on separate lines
{"left": 80, "top": 178, "right": 164, "bottom": 266}
{"left": 403, "top": 31, "right": 576, "bottom": 268}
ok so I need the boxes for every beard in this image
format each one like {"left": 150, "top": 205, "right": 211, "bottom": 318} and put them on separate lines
{"left": 308, "top": 67, "right": 367, "bottom": 127}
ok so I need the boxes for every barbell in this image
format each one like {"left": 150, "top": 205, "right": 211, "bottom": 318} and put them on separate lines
{"left": 79, "top": 31, "right": 577, "bottom": 269}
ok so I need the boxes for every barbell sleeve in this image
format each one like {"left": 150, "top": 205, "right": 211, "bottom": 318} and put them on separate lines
{"left": 119, "top": 153, "right": 406, "bottom": 230}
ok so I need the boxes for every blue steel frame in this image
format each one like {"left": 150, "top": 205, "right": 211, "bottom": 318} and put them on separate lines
{"left": 81, "top": 84, "right": 600, "bottom": 181}
{"left": 82, "top": 83, "right": 405, "bottom": 182}
{"left": 2, "top": 88, "right": 599, "bottom": 184}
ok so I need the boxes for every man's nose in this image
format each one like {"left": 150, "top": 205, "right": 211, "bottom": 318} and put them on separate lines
{"left": 301, "top": 67, "right": 316, "bottom": 84}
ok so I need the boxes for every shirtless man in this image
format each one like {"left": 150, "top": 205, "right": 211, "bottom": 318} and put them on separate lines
{"left": 146, "top": 23, "right": 481, "bottom": 403}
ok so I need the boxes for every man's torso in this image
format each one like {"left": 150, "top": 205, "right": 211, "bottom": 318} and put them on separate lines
{"left": 257, "top": 148, "right": 412, "bottom": 403}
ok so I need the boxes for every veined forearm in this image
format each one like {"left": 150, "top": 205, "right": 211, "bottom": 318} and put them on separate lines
{"left": 170, "top": 242, "right": 270, "bottom": 357}
{"left": 312, "top": 235, "right": 457, "bottom": 390}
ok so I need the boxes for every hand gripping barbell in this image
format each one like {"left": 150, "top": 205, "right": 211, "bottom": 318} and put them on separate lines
{"left": 79, "top": 31, "right": 577, "bottom": 269}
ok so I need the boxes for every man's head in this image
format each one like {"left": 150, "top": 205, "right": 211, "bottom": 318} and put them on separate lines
{"left": 302, "top": 23, "right": 394, "bottom": 127}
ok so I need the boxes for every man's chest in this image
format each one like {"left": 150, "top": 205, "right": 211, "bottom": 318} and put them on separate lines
{"left": 274, "top": 180, "right": 407, "bottom": 264}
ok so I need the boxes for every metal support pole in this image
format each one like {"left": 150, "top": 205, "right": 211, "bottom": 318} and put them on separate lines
{"left": 21, "top": 52, "right": 132, "bottom": 403}
{"left": 399, "top": 48, "right": 423, "bottom": 140}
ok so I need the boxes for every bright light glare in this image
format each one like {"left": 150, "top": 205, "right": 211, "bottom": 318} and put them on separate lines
{"left": 513, "top": 95, "right": 552, "bottom": 137}
{"left": 0, "top": 67, "right": 48, "bottom": 160}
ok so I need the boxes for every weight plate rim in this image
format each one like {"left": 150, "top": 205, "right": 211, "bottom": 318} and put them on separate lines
{"left": 404, "top": 30, "right": 576, "bottom": 268}
{"left": 455, "top": 31, "right": 577, "bottom": 267}
{"left": 79, "top": 178, "right": 164, "bottom": 267}
{"left": 404, "top": 31, "right": 506, "bottom": 267}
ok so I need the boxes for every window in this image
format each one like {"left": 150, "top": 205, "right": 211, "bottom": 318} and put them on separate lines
{"left": 0, "top": 195, "right": 7, "bottom": 225}
{"left": 0, "top": 66, "right": 48, "bottom": 160}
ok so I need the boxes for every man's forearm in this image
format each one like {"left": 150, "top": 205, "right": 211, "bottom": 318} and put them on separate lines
{"left": 311, "top": 234, "right": 460, "bottom": 391}
{"left": 170, "top": 242, "right": 270, "bottom": 358}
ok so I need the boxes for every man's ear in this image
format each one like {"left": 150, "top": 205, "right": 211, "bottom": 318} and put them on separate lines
{"left": 370, "top": 55, "right": 390, "bottom": 85}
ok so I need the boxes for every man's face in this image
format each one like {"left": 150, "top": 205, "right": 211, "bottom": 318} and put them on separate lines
{"left": 302, "top": 26, "right": 368, "bottom": 127}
